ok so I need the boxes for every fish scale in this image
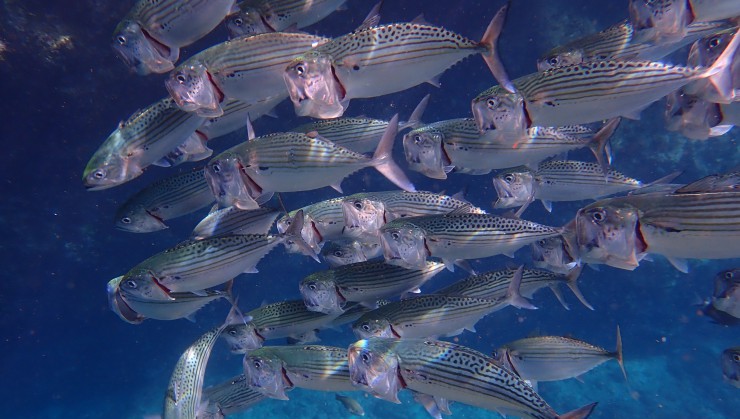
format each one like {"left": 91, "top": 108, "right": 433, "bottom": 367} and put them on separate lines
{"left": 228, "top": 0, "right": 346, "bottom": 36}
{"left": 293, "top": 118, "right": 392, "bottom": 153}
{"left": 250, "top": 345, "right": 352, "bottom": 390}
{"left": 248, "top": 300, "right": 339, "bottom": 336}
{"left": 192, "top": 207, "right": 280, "bottom": 239}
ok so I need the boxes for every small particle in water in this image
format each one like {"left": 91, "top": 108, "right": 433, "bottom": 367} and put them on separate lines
{"left": 0, "top": 39, "right": 7, "bottom": 60}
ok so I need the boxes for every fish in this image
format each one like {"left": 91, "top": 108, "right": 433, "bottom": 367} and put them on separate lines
{"left": 243, "top": 345, "right": 354, "bottom": 400}
{"left": 204, "top": 114, "right": 414, "bottom": 210}
{"left": 191, "top": 206, "right": 281, "bottom": 240}
{"left": 225, "top": 0, "right": 348, "bottom": 38}
{"left": 664, "top": 87, "right": 738, "bottom": 140}
{"left": 200, "top": 375, "right": 267, "bottom": 419}
{"left": 493, "top": 326, "right": 626, "bottom": 384}
{"left": 628, "top": 0, "right": 740, "bottom": 45}
{"left": 113, "top": 0, "right": 237, "bottom": 75}
{"left": 335, "top": 394, "right": 365, "bottom": 416}
{"left": 277, "top": 197, "right": 348, "bottom": 254}
{"left": 291, "top": 94, "right": 429, "bottom": 154}
{"left": 435, "top": 266, "right": 592, "bottom": 311}
{"left": 165, "top": 32, "right": 330, "bottom": 117}
{"left": 198, "top": 95, "right": 286, "bottom": 141}
{"left": 537, "top": 19, "right": 734, "bottom": 71}
{"left": 703, "top": 268, "right": 740, "bottom": 324}
{"left": 471, "top": 30, "right": 740, "bottom": 135}
{"left": 320, "top": 239, "right": 383, "bottom": 267}
{"left": 284, "top": 5, "right": 512, "bottom": 118}
{"left": 163, "top": 322, "right": 228, "bottom": 419}
{"left": 341, "top": 190, "right": 486, "bottom": 238}
{"left": 721, "top": 347, "right": 740, "bottom": 388}
{"left": 379, "top": 211, "right": 562, "bottom": 271}
{"left": 684, "top": 29, "right": 740, "bottom": 104}
{"left": 299, "top": 260, "right": 446, "bottom": 314}
{"left": 352, "top": 275, "right": 533, "bottom": 339}
{"left": 107, "top": 276, "right": 146, "bottom": 325}
{"left": 222, "top": 300, "right": 341, "bottom": 353}
{"left": 403, "top": 117, "right": 616, "bottom": 180}
{"left": 530, "top": 233, "right": 581, "bottom": 276}
{"left": 348, "top": 338, "right": 598, "bottom": 418}
{"left": 83, "top": 97, "right": 205, "bottom": 191}
{"left": 114, "top": 169, "right": 214, "bottom": 233}
{"left": 492, "top": 160, "right": 676, "bottom": 216}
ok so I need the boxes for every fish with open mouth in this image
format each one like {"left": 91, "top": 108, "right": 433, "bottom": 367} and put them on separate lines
{"left": 702, "top": 268, "right": 740, "bottom": 325}
{"left": 225, "top": 0, "right": 349, "bottom": 38}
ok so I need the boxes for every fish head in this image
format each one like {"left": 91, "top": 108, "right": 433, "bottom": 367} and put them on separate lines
{"left": 530, "top": 236, "right": 577, "bottom": 274}
{"left": 83, "top": 131, "right": 140, "bottom": 191}
{"left": 225, "top": 8, "right": 270, "bottom": 38}
{"left": 471, "top": 87, "right": 528, "bottom": 135}
{"left": 688, "top": 31, "right": 733, "bottom": 67}
{"left": 721, "top": 348, "right": 740, "bottom": 388}
{"left": 353, "top": 317, "right": 395, "bottom": 339}
{"left": 165, "top": 62, "right": 223, "bottom": 116}
{"left": 205, "top": 152, "right": 261, "bottom": 210}
{"left": 536, "top": 50, "right": 584, "bottom": 72}
{"left": 348, "top": 339, "right": 402, "bottom": 403}
{"left": 243, "top": 353, "right": 291, "bottom": 400}
{"left": 628, "top": 0, "right": 691, "bottom": 44}
{"left": 321, "top": 241, "right": 366, "bottom": 267}
{"left": 280, "top": 213, "right": 322, "bottom": 255}
{"left": 107, "top": 276, "right": 146, "bottom": 324}
{"left": 379, "top": 222, "right": 428, "bottom": 269}
{"left": 114, "top": 205, "right": 167, "bottom": 233}
{"left": 492, "top": 167, "right": 535, "bottom": 209}
{"left": 284, "top": 51, "right": 347, "bottom": 118}
{"left": 118, "top": 269, "right": 172, "bottom": 301}
{"left": 222, "top": 323, "right": 263, "bottom": 353}
{"left": 575, "top": 202, "right": 646, "bottom": 270}
{"left": 402, "top": 128, "right": 449, "bottom": 179}
{"left": 713, "top": 268, "right": 740, "bottom": 299}
{"left": 112, "top": 19, "right": 174, "bottom": 75}
{"left": 664, "top": 89, "right": 723, "bottom": 139}
{"left": 342, "top": 197, "right": 387, "bottom": 236}
{"left": 300, "top": 274, "right": 344, "bottom": 314}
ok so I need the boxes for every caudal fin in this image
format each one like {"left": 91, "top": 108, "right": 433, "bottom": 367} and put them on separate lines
{"left": 704, "top": 29, "right": 740, "bottom": 103}
{"left": 372, "top": 114, "right": 416, "bottom": 192}
{"left": 480, "top": 4, "right": 515, "bottom": 93}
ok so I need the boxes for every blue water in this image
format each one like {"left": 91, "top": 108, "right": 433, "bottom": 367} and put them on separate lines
{"left": 0, "top": 0, "right": 738, "bottom": 418}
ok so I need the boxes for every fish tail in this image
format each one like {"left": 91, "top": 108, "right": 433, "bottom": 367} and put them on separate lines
{"left": 703, "top": 29, "right": 740, "bottom": 104}
{"left": 479, "top": 4, "right": 515, "bottom": 93}
{"left": 565, "top": 265, "right": 594, "bottom": 310}
{"left": 372, "top": 114, "right": 416, "bottom": 192}
{"left": 615, "top": 324, "right": 628, "bottom": 382}
{"left": 588, "top": 118, "right": 620, "bottom": 177}
{"left": 557, "top": 402, "right": 598, "bottom": 419}
{"left": 283, "top": 209, "right": 320, "bottom": 262}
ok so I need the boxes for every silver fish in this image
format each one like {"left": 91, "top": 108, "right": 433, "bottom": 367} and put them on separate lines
{"left": 530, "top": 234, "right": 581, "bottom": 276}
{"left": 379, "top": 212, "right": 562, "bottom": 270}
{"left": 705, "top": 268, "right": 740, "bottom": 323}
{"left": 494, "top": 326, "right": 626, "bottom": 383}
{"left": 277, "top": 197, "right": 348, "bottom": 254}
{"left": 191, "top": 206, "right": 280, "bottom": 240}
{"left": 664, "top": 87, "right": 738, "bottom": 140}
{"left": 284, "top": 6, "right": 512, "bottom": 118}
{"left": 243, "top": 345, "right": 354, "bottom": 400}
{"left": 722, "top": 347, "right": 740, "bottom": 388}
{"left": 320, "top": 239, "right": 383, "bottom": 267}
{"left": 115, "top": 169, "right": 214, "bottom": 233}
{"left": 107, "top": 276, "right": 146, "bottom": 325}
{"left": 166, "top": 32, "right": 329, "bottom": 117}
{"left": 299, "top": 260, "right": 446, "bottom": 314}
{"left": 472, "top": 30, "right": 740, "bottom": 135}
{"left": 226, "top": 0, "right": 347, "bottom": 38}
{"left": 204, "top": 115, "right": 414, "bottom": 210}
{"left": 83, "top": 97, "right": 205, "bottom": 190}
{"left": 198, "top": 96, "right": 285, "bottom": 141}
{"left": 114, "top": 0, "right": 237, "bottom": 75}
{"left": 335, "top": 394, "right": 365, "bottom": 416}
{"left": 348, "top": 338, "right": 597, "bottom": 418}
{"left": 629, "top": 0, "right": 740, "bottom": 45}
{"left": 164, "top": 324, "right": 226, "bottom": 418}
{"left": 200, "top": 375, "right": 267, "bottom": 419}
{"left": 684, "top": 29, "right": 740, "bottom": 103}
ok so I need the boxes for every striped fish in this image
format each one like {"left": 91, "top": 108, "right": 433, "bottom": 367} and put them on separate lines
{"left": 226, "top": 0, "right": 347, "bottom": 38}
{"left": 402, "top": 118, "right": 615, "bottom": 180}
{"left": 277, "top": 197, "right": 347, "bottom": 254}
{"left": 222, "top": 300, "right": 341, "bottom": 353}
{"left": 299, "top": 260, "right": 446, "bottom": 314}
{"left": 115, "top": 168, "right": 214, "bottom": 233}
{"left": 291, "top": 94, "right": 429, "bottom": 154}
{"left": 722, "top": 347, "right": 740, "bottom": 388}
{"left": 379, "top": 212, "right": 562, "bottom": 271}
{"left": 341, "top": 190, "right": 486, "bottom": 238}
{"left": 320, "top": 239, "right": 382, "bottom": 267}
{"left": 83, "top": 97, "right": 205, "bottom": 190}
{"left": 191, "top": 206, "right": 280, "bottom": 240}
{"left": 684, "top": 30, "right": 740, "bottom": 104}
{"left": 472, "top": 30, "right": 740, "bottom": 134}
{"left": 629, "top": 0, "right": 740, "bottom": 45}
{"left": 243, "top": 345, "right": 353, "bottom": 400}
{"left": 204, "top": 115, "right": 414, "bottom": 210}
{"left": 436, "top": 266, "right": 592, "bottom": 311}
{"left": 284, "top": 6, "right": 512, "bottom": 118}
{"left": 352, "top": 287, "right": 532, "bottom": 340}
{"left": 165, "top": 32, "right": 330, "bottom": 117}
{"left": 163, "top": 324, "right": 226, "bottom": 419}
{"left": 494, "top": 326, "right": 626, "bottom": 384}
{"left": 114, "top": 0, "right": 236, "bottom": 75}
{"left": 200, "top": 375, "right": 267, "bottom": 419}
{"left": 348, "top": 338, "right": 597, "bottom": 418}
{"left": 198, "top": 95, "right": 285, "bottom": 141}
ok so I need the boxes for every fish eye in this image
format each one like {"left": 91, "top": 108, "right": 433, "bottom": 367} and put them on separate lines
{"left": 547, "top": 56, "right": 559, "bottom": 66}
{"left": 308, "top": 283, "right": 317, "bottom": 291}
{"left": 176, "top": 74, "right": 187, "bottom": 84}
{"left": 211, "top": 164, "right": 221, "bottom": 173}
{"left": 93, "top": 170, "right": 106, "bottom": 180}
{"left": 413, "top": 135, "right": 423, "bottom": 145}
{"left": 391, "top": 232, "right": 400, "bottom": 240}
{"left": 253, "top": 360, "right": 262, "bottom": 369}
{"left": 708, "top": 36, "right": 721, "bottom": 49}
{"left": 504, "top": 174, "right": 514, "bottom": 183}
{"left": 117, "top": 35, "right": 126, "bottom": 45}
{"left": 486, "top": 97, "right": 499, "bottom": 109}
{"left": 353, "top": 201, "right": 363, "bottom": 210}
{"left": 121, "top": 217, "right": 132, "bottom": 224}
{"left": 295, "top": 64, "right": 306, "bottom": 75}
{"left": 125, "top": 280, "right": 137, "bottom": 289}
{"left": 333, "top": 250, "right": 344, "bottom": 257}
{"left": 537, "top": 239, "right": 546, "bottom": 246}
{"left": 228, "top": 328, "right": 237, "bottom": 336}
{"left": 733, "top": 354, "right": 740, "bottom": 362}
{"left": 361, "top": 323, "right": 371, "bottom": 331}
{"left": 233, "top": 17, "right": 244, "bottom": 26}
{"left": 591, "top": 209, "right": 606, "bottom": 223}
{"left": 361, "top": 352, "right": 370, "bottom": 362}
{"left": 725, "top": 271, "right": 735, "bottom": 279}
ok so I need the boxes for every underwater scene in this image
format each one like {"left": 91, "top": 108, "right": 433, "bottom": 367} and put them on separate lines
{"left": 1, "top": 0, "right": 739, "bottom": 418}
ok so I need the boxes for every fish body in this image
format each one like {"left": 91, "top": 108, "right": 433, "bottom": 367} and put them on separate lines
{"left": 379, "top": 213, "right": 561, "bottom": 270}
{"left": 83, "top": 97, "right": 205, "bottom": 190}
{"left": 114, "top": 0, "right": 236, "bottom": 75}
{"left": 722, "top": 347, "right": 740, "bottom": 387}
{"left": 192, "top": 206, "right": 280, "bottom": 240}
{"left": 199, "top": 96, "right": 285, "bottom": 141}
{"left": 226, "top": 0, "right": 347, "bottom": 37}
{"left": 200, "top": 375, "right": 266, "bottom": 418}
{"left": 320, "top": 239, "right": 383, "bottom": 267}
{"left": 115, "top": 169, "right": 214, "bottom": 233}
{"left": 335, "top": 394, "right": 365, "bottom": 416}
{"left": 164, "top": 325, "right": 225, "bottom": 418}
{"left": 284, "top": 7, "right": 511, "bottom": 118}
{"left": 166, "top": 32, "right": 329, "bottom": 117}
{"left": 243, "top": 345, "right": 353, "bottom": 400}
{"left": 348, "top": 338, "right": 597, "bottom": 418}
{"left": 299, "top": 260, "right": 446, "bottom": 314}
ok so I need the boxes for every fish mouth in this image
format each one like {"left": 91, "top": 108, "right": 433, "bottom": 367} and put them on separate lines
{"left": 140, "top": 27, "right": 172, "bottom": 60}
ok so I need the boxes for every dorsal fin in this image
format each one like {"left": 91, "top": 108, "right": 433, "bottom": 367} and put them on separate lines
{"left": 354, "top": 1, "right": 383, "bottom": 32}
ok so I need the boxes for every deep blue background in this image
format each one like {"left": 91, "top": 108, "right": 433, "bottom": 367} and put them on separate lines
{"left": 0, "top": 1, "right": 738, "bottom": 417}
